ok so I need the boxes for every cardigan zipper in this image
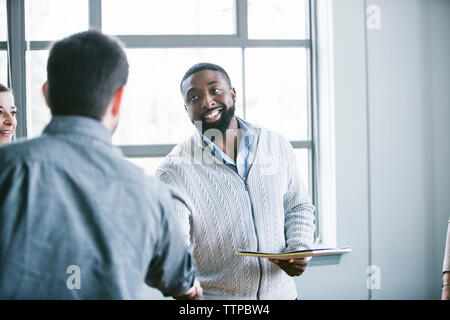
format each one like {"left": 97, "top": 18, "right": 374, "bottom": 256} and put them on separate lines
{"left": 216, "top": 158, "right": 263, "bottom": 300}
{"left": 235, "top": 131, "right": 262, "bottom": 300}
{"left": 204, "top": 127, "right": 262, "bottom": 299}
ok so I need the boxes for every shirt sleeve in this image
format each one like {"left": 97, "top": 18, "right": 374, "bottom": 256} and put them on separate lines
{"left": 281, "top": 137, "right": 316, "bottom": 251}
{"left": 144, "top": 183, "right": 196, "bottom": 298}
{"left": 156, "top": 167, "right": 193, "bottom": 247}
{"left": 443, "top": 220, "right": 450, "bottom": 273}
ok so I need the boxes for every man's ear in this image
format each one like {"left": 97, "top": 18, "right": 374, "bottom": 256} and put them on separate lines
{"left": 111, "top": 85, "right": 125, "bottom": 117}
{"left": 42, "top": 82, "right": 50, "bottom": 109}
{"left": 231, "top": 87, "right": 236, "bottom": 102}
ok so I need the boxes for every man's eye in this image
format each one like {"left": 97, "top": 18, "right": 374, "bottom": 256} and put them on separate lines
{"left": 190, "top": 96, "right": 199, "bottom": 102}
{"left": 11, "top": 111, "right": 17, "bottom": 116}
{"left": 212, "top": 88, "right": 221, "bottom": 94}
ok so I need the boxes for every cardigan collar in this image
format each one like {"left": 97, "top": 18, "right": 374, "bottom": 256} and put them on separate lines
{"left": 185, "top": 117, "right": 261, "bottom": 169}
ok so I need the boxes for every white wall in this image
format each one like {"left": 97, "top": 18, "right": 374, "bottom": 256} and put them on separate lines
{"left": 429, "top": 0, "right": 450, "bottom": 300}
{"left": 297, "top": 0, "right": 450, "bottom": 299}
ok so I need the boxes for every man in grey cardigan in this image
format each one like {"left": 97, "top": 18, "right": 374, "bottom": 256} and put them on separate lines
{"left": 156, "top": 63, "right": 315, "bottom": 299}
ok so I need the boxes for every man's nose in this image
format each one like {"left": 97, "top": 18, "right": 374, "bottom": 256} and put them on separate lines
{"left": 202, "top": 94, "right": 216, "bottom": 109}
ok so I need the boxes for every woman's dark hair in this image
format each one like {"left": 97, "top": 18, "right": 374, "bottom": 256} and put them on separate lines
{"left": 46, "top": 30, "right": 129, "bottom": 120}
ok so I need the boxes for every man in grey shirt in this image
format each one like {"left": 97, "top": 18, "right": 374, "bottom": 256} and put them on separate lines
{"left": 0, "top": 30, "right": 201, "bottom": 299}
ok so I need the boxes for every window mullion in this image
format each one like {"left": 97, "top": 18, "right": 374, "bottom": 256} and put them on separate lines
{"left": 241, "top": 48, "right": 247, "bottom": 119}
{"left": 236, "top": 0, "right": 248, "bottom": 40}
{"left": 6, "top": 0, "right": 27, "bottom": 138}
{"left": 119, "top": 144, "right": 176, "bottom": 158}
{"left": 114, "top": 34, "right": 308, "bottom": 48}
{"left": 119, "top": 141, "right": 313, "bottom": 159}
{"left": 309, "top": 0, "right": 321, "bottom": 242}
{"left": 88, "top": 0, "right": 102, "bottom": 30}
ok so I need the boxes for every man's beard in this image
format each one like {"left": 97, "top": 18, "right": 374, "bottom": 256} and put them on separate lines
{"left": 199, "top": 104, "right": 236, "bottom": 135}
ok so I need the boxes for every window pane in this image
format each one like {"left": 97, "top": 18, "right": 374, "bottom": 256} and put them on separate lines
{"left": 126, "top": 157, "right": 165, "bottom": 176}
{"left": 25, "top": 0, "right": 88, "bottom": 40}
{"left": 0, "top": 51, "right": 7, "bottom": 85}
{"left": 0, "top": 0, "right": 6, "bottom": 41}
{"left": 294, "top": 148, "right": 310, "bottom": 197}
{"left": 245, "top": 48, "right": 308, "bottom": 141}
{"left": 102, "top": 0, "right": 236, "bottom": 35}
{"left": 248, "top": 0, "right": 307, "bottom": 39}
{"left": 113, "top": 48, "right": 242, "bottom": 145}
{"left": 27, "top": 50, "right": 51, "bottom": 137}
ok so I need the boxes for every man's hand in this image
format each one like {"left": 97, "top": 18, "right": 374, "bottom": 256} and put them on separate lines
{"left": 442, "top": 286, "right": 449, "bottom": 300}
{"left": 269, "top": 257, "right": 311, "bottom": 277}
{"left": 442, "top": 272, "right": 450, "bottom": 300}
{"left": 175, "top": 279, "right": 203, "bottom": 300}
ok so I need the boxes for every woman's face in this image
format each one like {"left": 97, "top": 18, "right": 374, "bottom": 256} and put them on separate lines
{"left": 0, "top": 91, "right": 17, "bottom": 144}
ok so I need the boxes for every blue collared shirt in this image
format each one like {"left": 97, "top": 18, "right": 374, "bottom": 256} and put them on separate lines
{"left": 202, "top": 117, "right": 256, "bottom": 179}
{"left": 0, "top": 116, "right": 195, "bottom": 299}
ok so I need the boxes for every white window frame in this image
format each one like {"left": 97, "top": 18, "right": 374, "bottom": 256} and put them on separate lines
{"left": 4, "top": 0, "right": 340, "bottom": 261}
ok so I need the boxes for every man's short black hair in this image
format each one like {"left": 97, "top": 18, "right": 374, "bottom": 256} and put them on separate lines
{"left": 0, "top": 82, "right": 10, "bottom": 93}
{"left": 46, "top": 30, "right": 129, "bottom": 120}
{"left": 180, "top": 62, "right": 231, "bottom": 92}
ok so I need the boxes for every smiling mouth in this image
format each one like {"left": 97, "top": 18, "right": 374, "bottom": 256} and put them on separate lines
{"left": 0, "top": 130, "right": 11, "bottom": 136}
{"left": 202, "top": 107, "right": 223, "bottom": 122}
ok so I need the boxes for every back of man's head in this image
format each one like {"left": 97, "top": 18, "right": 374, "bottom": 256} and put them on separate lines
{"left": 46, "top": 30, "right": 129, "bottom": 120}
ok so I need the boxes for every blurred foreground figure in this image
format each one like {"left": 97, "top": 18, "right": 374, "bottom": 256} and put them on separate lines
{"left": 0, "top": 30, "right": 201, "bottom": 300}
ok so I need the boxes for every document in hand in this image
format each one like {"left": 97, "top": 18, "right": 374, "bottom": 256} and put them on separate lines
{"left": 235, "top": 246, "right": 352, "bottom": 260}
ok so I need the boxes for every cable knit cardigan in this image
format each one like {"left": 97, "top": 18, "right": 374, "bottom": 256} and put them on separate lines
{"left": 156, "top": 122, "right": 315, "bottom": 300}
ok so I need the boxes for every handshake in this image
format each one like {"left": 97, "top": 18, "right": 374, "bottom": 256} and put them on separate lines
{"left": 175, "top": 279, "right": 203, "bottom": 300}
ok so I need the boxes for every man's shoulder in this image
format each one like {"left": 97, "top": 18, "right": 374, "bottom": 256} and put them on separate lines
{"left": 251, "top": 124, "right": 291, "bottom": 150}
{"left": 0, "top": 135, "right": 51, "bottom": 166}
{"left": 155, "top": 134, "right": 206, "bottom": 185}
{"left": 1, "top": 135, "right": 144, "bottom": 183}
{"left": 160, "top": 134, "right": 199, "bottom": 165}
{"left": 1, "top": 136, "right": 171, "bottom": 207}
{"left": 239, "top": 119, "right": 285, "bottom": 142}
{"left": 140, "top": 171, "right": 168, "bottom": 192}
